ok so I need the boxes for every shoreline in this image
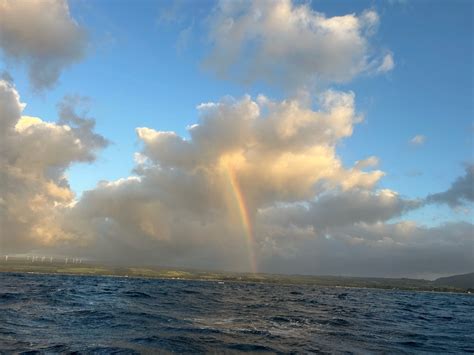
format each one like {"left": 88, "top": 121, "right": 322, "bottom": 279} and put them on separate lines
{"left": 0, "top": 263, "right": 470, "bottom": 294}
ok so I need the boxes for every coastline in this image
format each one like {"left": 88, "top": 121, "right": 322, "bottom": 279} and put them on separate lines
{"left": 0, "top": 261, "right": 470, "bottom": 294}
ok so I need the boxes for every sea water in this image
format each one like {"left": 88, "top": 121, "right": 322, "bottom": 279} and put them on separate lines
{"left": 0, "top": 273, "right": 473, "bottom": 353}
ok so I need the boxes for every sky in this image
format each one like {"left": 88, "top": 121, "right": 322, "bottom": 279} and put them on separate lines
{"left": 0, "top": 0, "right": 472, "bottom": 279}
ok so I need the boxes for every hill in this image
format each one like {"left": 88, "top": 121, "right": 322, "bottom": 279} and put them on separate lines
{"left": 433, "top": 272, "right": 474, "bottom": 290}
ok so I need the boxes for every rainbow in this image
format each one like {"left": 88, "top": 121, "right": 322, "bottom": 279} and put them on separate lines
{"left": 224, "top": 163, "right": 258, "bottom": 273}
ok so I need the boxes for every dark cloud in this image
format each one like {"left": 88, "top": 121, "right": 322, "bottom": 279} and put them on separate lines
{"left": 57, "top": 95, "right": 109, "bottom": 155}
{"left": 426, "top": 165, "right": 474, "bottom": 208}
{"left": 260, "top": 221, "right": 474, "bottom": 279}
{"left": 260, "top": 189, "right": 421, "bottom": 231}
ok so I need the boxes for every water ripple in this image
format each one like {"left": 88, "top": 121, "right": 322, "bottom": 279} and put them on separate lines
{"left": 0, "top": 273, "right": 472, "bottom": 353}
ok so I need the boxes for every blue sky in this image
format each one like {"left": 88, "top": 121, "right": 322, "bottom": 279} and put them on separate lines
{"left": 0, "top": 0, "right": 472, "bottom": 276}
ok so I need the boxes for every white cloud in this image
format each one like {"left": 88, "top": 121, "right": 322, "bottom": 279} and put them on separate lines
{"left": 204, "top": 0, "right": 393, "bottom": 88}
{"left": 377, "top": 53, "right": 395, "bottom": 73}
{"left": 410, "top": 134, "right": 426, "bottom": 145}
{"left": 355, "top": 156, "right": 379, "bottom": 169}
{"left": 0, "top": 0, "right": 86, "bottom": 90}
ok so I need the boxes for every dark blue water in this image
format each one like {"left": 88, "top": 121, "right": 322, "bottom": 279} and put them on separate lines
{"left": 0, "top": 273, "right": 473, "bottom": 353}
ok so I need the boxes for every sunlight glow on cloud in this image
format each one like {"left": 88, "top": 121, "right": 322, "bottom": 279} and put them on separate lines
{"left": 0, "top": 80, "right": 106, "bottom": 251}
{"left": 65, "top": 90, "right": 390, "bottom": 271}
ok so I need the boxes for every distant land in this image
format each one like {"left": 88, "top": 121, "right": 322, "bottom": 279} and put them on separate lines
{"left": 433, "top": 272, "right": 474, "bottom": 290}
{"left": 0, "top": 258, "right": 472, "bottom": 294}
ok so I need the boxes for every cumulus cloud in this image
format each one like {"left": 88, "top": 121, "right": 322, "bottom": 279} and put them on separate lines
{"left": 0, "top": 80, "right": 106, "bottom": 252}
{"left": 136, "top": 91, "right": 384, "bottom": 205}
{"left": 410, "top": 134, "right": 426, "bottom": 145}
{"left": 67, "top": 89, "right": 469, "bottom": 276}
{"left": 66, "top": 90, "right": 387, "bottom": 269}
{"left": 0, "top": 0, "right": 86, "bottom": 90}
{"left": 204, "top": 0, "right": 393, "bottom": 88}
{"left": 426, "top": 165, "right": 474, "bottom": 208}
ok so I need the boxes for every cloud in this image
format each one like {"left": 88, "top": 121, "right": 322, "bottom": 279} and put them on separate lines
{"left": 260, "top": 189, "right": 421, "bottom": 231}
{"left": 1, "top": 82, "right": 469, "bottom": 278}
{"left": 354, "top": 156, "right": 379, "bottom": 169}
{"left": 204, "top": 0, "right": 393, "bottom": 88}
{"left": 259, "top": 220, "right": 474, "bottom": 278}
{"left": 410, "top": 134, "right": 426, "bottom": 145}
{"left": 68, "top": 88, "right": 469, "bottom": 276}
{"left": 0, "top": 80, "right": 107, "bottom": 252}
{"left": 66, "top": 90, "right": 387, "bottom": 269}
{"left": 157, "top": 0, "right": 188, "bottom": 25}
{"left": 0, "top": 1, "right": 466, "bottom": 278}
{"left": 57, "top": 95, "right": 109, "bottom": 152}
{"left": 426, "top": 164, "right": 474, "bottom": 208}
{"left": 0, "top": 0, "right": 86, "bottom": 90}
{"left": 135, "top": 91, "right": 383, "bottom": 205}
{"left": 376, "top": 53, "right": 395, "bottom": 73}
{"left": 176, "top": 25, "right": 193, "bottom": 54}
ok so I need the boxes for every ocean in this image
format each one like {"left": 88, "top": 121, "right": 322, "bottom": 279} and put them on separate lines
{"left": 0, "top": 273, "right": 473, "bottom": 353}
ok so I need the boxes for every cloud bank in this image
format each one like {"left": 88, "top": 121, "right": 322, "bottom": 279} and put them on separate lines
{"left": 0, "top": 80, "right": 472, "bottom": 278}
{"left": 259, "top": 220, "right": 473, "bottom": 278}
{"left": 204, "top": 0, "right": 393, "bottom": 88}
{"left": 0, "top": 0, "right": 86, "bottom": 90}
